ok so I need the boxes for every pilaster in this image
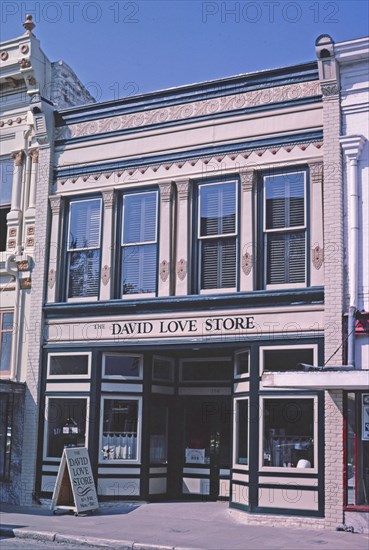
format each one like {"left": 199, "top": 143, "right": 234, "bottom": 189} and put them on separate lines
{"left": 100, "top": 189, "right": 115, "bottom": 301}
{"left": 46, "top": 195, "right": 63, "bottom": 303}
{"left": 308, "top": 162, "right": 324, "bottom": 287}
{"left": 7, "top": 150, "right": 24, "bottom": 254}
{"left": 240, "top": 170, "right": 256, "bottom": 292}
{"left": 175, "top": 179, "right": 192, "bottom": 295}
{"left": 158, "top": 181, "right": 174, "bottom": 297}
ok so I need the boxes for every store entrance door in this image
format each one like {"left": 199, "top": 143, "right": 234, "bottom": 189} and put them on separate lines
{"left": 178, "top": 396, "right": 231, "bottom": 500}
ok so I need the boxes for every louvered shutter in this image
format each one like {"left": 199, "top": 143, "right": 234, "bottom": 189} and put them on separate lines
{"left": 122, "top": 192, "right": 158, "bottom": 295}
{"left": 69, "top": 199, "right": 101, "bottom": 249}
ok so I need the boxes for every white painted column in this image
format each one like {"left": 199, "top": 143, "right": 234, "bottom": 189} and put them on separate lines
{"left": 100, "top": 189, "right": 115, "bottom": 301}
{"left": 6, "top": 151, "right": 24, "bottom": 254}
{"left": 47, "top": 195, "right": 63, "bottom": 303}
{"left": 158, "top": 181, "right": 173, "bottom": 297}
{"left": 175, "top": 179, "right": 192, "bottom": 295}
{"left": 308, "top": 162, "right": 324, "bottom": 288}
{"left": 239, "top": 169, "right": 255, "bottom": 292}
{"left": 28, "top": 148, "right": 39, "bottom": 210}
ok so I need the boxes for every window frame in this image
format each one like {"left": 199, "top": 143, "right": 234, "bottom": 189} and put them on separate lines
{"left": 43, "top": 395, "right": 90, "bottom": 462}
{"left": 234, "top": 349, "right": 250, "bottom": 380}
{"left": 259, "top": 344, "right": 318, "bottom": 377}
{"left": 99, "top": 395, "right": 142, "bottom": 465}
{"left": 233, "top": 396, "right": 249, "bottom": 470}
{"left": 262, "top": 169, "right": 308, "bottom": 290}
{"left": 47, "top": 352, "right": 92, "bottom": 379}
{"left": 102, "top": 353, "right": 143, "bottom": 380}
{"left": 152, "top": 355, "right": 175, "bottom": 383}
{"left": 65, "top": 197, "right": 102, "bottom": 302}
{"left": 120, "top": 190, "right": 159, "bottom": 299}
{"left": 259, "top": 394, "right": 318, "bottom": 474}
{"left": 197, "top": 180, "right": 239, "bottom": 294}
{"left": 0, "top": 311, "right": 14, "bottom": 377}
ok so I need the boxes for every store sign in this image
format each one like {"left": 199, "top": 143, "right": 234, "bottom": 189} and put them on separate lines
{"left": 51, "top": 447, "right": 98, "bottom": 515}
{"left": 362, "top": 394, "right": 369, "bottom": 441}
{"left": 47, "top": 309, "right": 323, "bottom": 343}
{"left": 185, "top": 448, "right": 206, "bottom": 464}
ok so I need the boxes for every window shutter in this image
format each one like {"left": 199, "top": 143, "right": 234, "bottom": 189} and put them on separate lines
{"left": 123, "top": 244, "right": 157, "bottom": 294}
{"left": 267, "top": 233, "right": 305, "bottom": 285}
{"left": 123, "top": 193, "right": 156, "bottom": 244}
{"left": 201, "top": 238, "right": 236, "bottom": 289}
{"left": 68, "top": 249, "right": 100, "bottom": 297}
{"left": 200, "top": 183, "right": 236, "bottom": 237}
{"left": 69, "top": 199, "right": 101, "bottom": 249}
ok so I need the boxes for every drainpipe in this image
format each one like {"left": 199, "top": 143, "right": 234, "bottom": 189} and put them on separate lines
{"left": 340, "top": 135, "right": 365, "bottom": 367}
{"left": 4, "top": 254, "right": 20, "bottom": 380}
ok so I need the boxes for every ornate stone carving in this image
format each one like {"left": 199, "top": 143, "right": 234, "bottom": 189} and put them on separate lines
{"left": 18, "top": 58, "right": 31, "bottom": 69}
{"left": 177, "top": 259, "right": 187, "bottom": 281}
{"left": 29, "top": 149, "right": 39, "bottom": 163}
{"left": 20, "top": 277, "right": 32, "bottom": 290}
{"left": 159, "top": 182, "right": 173, "bottom": 202}
{"left": 160, "top": 260, "right": 170, "bottom": 282}
{"left": 0, "top": 51, "right": 9, "bottom": 61}
{"left": 102, "top": 189, "right": 114, "bottom": 209}
{"left": 48, "top": 269, "right": 55, "bottom": 289}
{"left": 9, "top": 228, "right": 17, "bottom": 238}
{"left": 241, "top": 169, "right": 256, "bottom": 192}
{"left": 26, "top": 237, "right": 34, "bottom": 247}
{"left": 55, "top": 80, "right": 321, "bottom": 141}
{"left": 16, "top": 260, "right": 30, "bottom": 272}
{"left": 8, "top": 239, "right": 16, "bottom": 249}
{"left": 49, "top": 196, "right": 62, "bottom": 214}
{"left": 101, "top": 265, "right": 110, "bottom": 286}
{"left": 20, "top": 44, "right": 29, "bottom": 54}
{"left": 308, "top": 162, "right": 323, "bottom": 183}
{"left": 23, "top": 14, "right": 35, "bottom": 34}
{"left": 176, "top": 180, "right": 191, "bottom": 200}
{"left": 11, "top": 150, "right": 24, "bottom": 166}
{"left": 27, "top": 76, "right": 36, "bottom": 86}
{"left": 27, "top": 226, "right": 35, "bottom": 236}
{"left": 312, "top": 245, "right": 324, "bottom": 270}
{"left": 242, "top": 252, "right": 253, "bottom": 276}
{"left": 321, "top": 83, "right": 339, "bottom": 97}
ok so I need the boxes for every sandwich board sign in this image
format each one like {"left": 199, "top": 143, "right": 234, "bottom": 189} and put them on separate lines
{"left": 51, "top": 447, "right": 98, "bottom": 515}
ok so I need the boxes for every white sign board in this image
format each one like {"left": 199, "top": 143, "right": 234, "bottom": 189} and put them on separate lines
{"left": 51, "top": 447, "right": 98, "bottom": 514}
{"left": 362, "top": 394, "right": 369, "bottom": 441}
{"left": 185, "top": 448, "right": 206, "bottom": 464}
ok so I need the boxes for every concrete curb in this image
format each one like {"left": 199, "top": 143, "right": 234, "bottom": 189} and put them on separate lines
{"left": 0, "top": 527, "right": 203, "bottom": 550}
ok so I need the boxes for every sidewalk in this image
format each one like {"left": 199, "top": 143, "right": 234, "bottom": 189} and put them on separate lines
{"left": 0, "top": 501, "right": 368, "bottom": 550}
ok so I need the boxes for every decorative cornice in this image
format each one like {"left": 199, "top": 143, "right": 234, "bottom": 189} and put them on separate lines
{"left": 55, "top": 80, "right": 321, "bottom": 141}
{"left": 49, "top": 196, "right": 62, "bottom": 214}
{"left": 11, "top": 150, "right": 24, "bottom": 166}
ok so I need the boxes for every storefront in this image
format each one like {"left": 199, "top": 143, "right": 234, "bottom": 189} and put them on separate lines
{"left": 37, "top": 302, "right": 325, "bottom": 517}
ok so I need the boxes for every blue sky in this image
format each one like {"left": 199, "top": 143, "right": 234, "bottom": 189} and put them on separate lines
{"left": 1, "top": 0, "right": 368, "bottom": 101}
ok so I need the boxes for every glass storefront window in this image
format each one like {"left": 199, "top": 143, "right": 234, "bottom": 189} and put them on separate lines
{"left": 101, "top": 398, "right": 140, "bottom": 461}
{"left": 234, "top": 399, "right": 248, "bottom": 466}
{"left": 150, "top": 405, "right": 168, "bottom": 464}
{"left": 48, "top": 353, "right": 90, "bottom": 377}
{"left": 262, "top": 398, "right": 314, "bottom": 469}
{"left": 180, "top": 358, "right": 233, "bottom": 382}
{"left": 345, "top": 392, "right": 369, "bottom": 507}
{"left": 152, "top": 356, "right": 174, "bottom": 382}
{"left": 263, "top": 348, "right": 315, "bottom": 372}
{"left": 46, "top": 398, "right": 87, "bottom": 458}
{"left": 234, "top": 350, "right": 249, "bottom": 378}
{"left": 103, "top": 354, "right": 142, "bottom": 378}
{"left": 0, "top": 394, "right": 13, "bottom": 479}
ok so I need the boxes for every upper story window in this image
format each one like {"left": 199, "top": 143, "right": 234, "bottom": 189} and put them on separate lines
{"left": 0, "top": 312, "right": 14, "bottom": 375}
{"left": 121, "top": 191, "right": 158, "bottom": 297}
{"left": 198, "top": 181, "right": 238, "bottom": 292}
{"left": 67, "top": 198, "right": 102, "bottom": 300}
{"left": 263, "top": 171, "right": 306, "bottom": 288}
{"left": 0, "top": 159, "right": 13, "bottom": 252}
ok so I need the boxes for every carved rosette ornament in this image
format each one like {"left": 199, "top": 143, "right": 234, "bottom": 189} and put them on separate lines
{"left": 242, "top": 252, "right": 253, "bottom": 276}
{"left": 321, "top": 83, "right": 339, "bottom": 97}
{"left": 176, "top": 259, "right": 187, "bottom": 281}
{"left": 160, "top": 260, "right": 170, "bottom": 282}
{"left": 48, "top": 269, "right": 55, "bottom": 289}
{"left": 9, "top": 228, "right": 17, "bottom": 238}
{"left": 27, "top": 226, "right": 35, "bottom": 236}
{"left": 0, "top": 51, "right": 8, "bottom": 61}
{"left": 11, "top": 150, "right": 24, "bottom": 166}
{"left": 312, "top": 245, "right": 324, "bottom": 270}
{"left": 101, "top": 265, "right": 111, "bottom": 286}
{"left": 8, "top": 239, "right": 16, "bottom": 249}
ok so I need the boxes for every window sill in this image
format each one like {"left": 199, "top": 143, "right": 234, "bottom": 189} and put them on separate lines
{"left": 259, "top": 466, "right": 318, "bottom": 475}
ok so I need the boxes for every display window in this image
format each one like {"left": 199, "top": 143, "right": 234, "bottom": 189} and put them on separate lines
{"left": 100, "top": 396, "right": 142, "bottom": 463}
{"left": 0, "top": 393, "right": 13, "bottom": 479}
{"left": 260, "top": 396, "right": 317, "bottom": 472}
{"left": 344, "top": 392, "right": 369, "bottom": 509}
{"left": 180, "top": 358, "right": 233, "bottom": 383}
{"left": 44, "top": 397, "right": 88, "bottom": 460}
{"left": 152, "top": 356, "right": 174, "bottom": 382}
{"left": 149, "top": 404, "right": 168, "bottom": 464}
{"left": 102, "top": 354, "right": 142, "bottom": 379}
{"left": 234, "top": 350, "right": 249, "bottom": 379}
{"left": 47, "top": 353, "right": 91, "bottom": 378}
{"left": 233, "top": 398, "right": 249, "bottom": 468}
{"left": 259, "top": 345, "right": 317, "bottom": 375}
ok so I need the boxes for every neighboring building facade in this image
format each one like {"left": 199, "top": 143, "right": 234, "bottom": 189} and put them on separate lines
{"left": 0, "top": 17, "right": 94, "bottom": 505}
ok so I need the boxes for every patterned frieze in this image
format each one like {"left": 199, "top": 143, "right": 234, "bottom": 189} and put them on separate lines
{"left": 55, "top": 80, "right": 321, "bottom": 141}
